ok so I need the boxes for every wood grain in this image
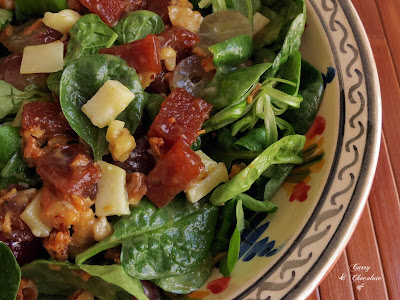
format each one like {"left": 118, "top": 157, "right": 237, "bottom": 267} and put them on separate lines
{"left": 374, "top": 0, "right": 400, "bottom": 82}
{"left": 345, "top": 203, "right": 388, "bottom": 300}
{"left": 367, "top": 137, "right": 400, "bottom": 299}
{"left": 319, "top": 252, "right": 354, "bottom": 300}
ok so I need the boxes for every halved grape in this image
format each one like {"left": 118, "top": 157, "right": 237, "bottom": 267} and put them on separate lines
{"left": 170, "top": 55, "right": 213, "bottom": 97}
{"left": 198, "top": 11, "right": 253, "bottom": 49}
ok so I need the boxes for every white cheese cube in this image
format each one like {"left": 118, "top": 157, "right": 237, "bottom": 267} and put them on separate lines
{"left": 81, "top": 80, "right": 135, "bottom": 128}
{"left": 95, "top": 161, "right": 130, "bottom": 217}
{"left": 253, "top": 12, "right": 270, "bottom": 36}
{"left": 20, "top": 41, "right": 64, "bottom": 74}
{"left": 20, "top": 191, "right": 52, "bottom": 238}
{"left": 185, "top": 151, "right": 229, "bottom": 203}
{"left": 43, "top": 9, "right": 81, "bottom": 35}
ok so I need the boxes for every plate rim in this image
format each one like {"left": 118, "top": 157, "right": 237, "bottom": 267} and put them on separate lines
{"left": 236, "top": 0, "right": 382, "bottom": 299}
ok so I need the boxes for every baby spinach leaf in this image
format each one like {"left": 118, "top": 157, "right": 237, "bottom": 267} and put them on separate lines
{"left": 15, "top": 0, "right": 67, "bottom": 20}
{"left": 60, "top": 54, "right": 144, "bottom": 161}
{"left": 144, "top": 93, "right": 164, "bottom": 122}
{"left": 0, "top": 242, "right": 21, "bottom": 300}
{"left": 219, "top": 199, "right": 244, "bottom": 277}
{"left": 209, "top": 35, "right": 253, "bottom": 68}
{"left": 203, "top": 101, "right": 251, "bottom": 133}
{"left": 113, "top": 10, "right": 164, "bottom": 44}
{"left": 254, "top": 6, "right": 285, "bottom": 49}
{"left": 47, "top": 71, "right": 62, "bottom": 95}
{"left": 234, "top": 125, "right": 268, "bottom": 151}
{"left": 263, "top": 164, "right": 294, "bottom": 200}
{"left": 76, "top": 197, "right": 219, "bottom": 280}
{"left": 153, "top": 254, "right": 213, "bottom": 294}
{"left": 210, "top": 134, "right": 305, "bottom": 205}
{"left": 212, "top": 199, "right": 236, "bottom": 255}
{"left": 80, "top": 265, "right": 148, "bottom": 300}
{"left": 275, "top": 50, "right": 301, "bottom": 96}
{"left": 22, "top": 260, "right": 148, "bottom": 300}
{"left": 65, "top": 14, "right": 118, "bottom": 63}
{"left": 203, "top": 62, "right": 271, "bottom": 110}
{"left": 282, "top": 59, "right": 325, "bottom": 134}
{"left": 264, "top": 0, "right": 306, "bottom": 78}
{"left": 0, "top": 9, "right": 12, "bottom": 31}
{"left": 0, "top": 126, "right": 39, "bottom": 188}
{"left": 232, "top": 0, "right": 254, "bottom": 24}
{"left": 0, "top": 80, "right": 51, "bottom": 121}
{"left": 0, "top": 126, "right": 21, "bottom": 169}
{"left": 235, "top": 193, "right": 277, "bottom": 212}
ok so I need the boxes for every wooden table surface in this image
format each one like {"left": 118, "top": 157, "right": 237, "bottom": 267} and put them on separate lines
{"left": 306, "top": 0, "right": 400, "bottom": 299}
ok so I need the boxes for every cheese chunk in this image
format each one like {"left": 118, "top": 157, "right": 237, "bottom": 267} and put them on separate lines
{"left": 20, "top": 191, "right": 52, "bottom": 238}
{"left": 82, "top": 80, "right": 135, "bottom": 128}
{"left": 253, "top": 12, "right": 270, "bottom": 36}
{"left": 95, "top": 161, "right": 130, "bottom": 217}
{"left": 106, "top": 120, "right": 136, "bottom": 162}
{"left": 185, "top": 151, "right": 229, "bottom": 203}
{"left": 43, "top": 9, "right": 81, "bottom": 35}
{"left": 20, "top": 41, "right": 64, "bottom": 74}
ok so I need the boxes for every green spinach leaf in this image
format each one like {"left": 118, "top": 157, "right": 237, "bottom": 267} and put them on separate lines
{"left": 281, "top": 59, "right": 325, "bottom": 134}
{"left": 235, "top": 193, "right": 277, "bottom": 212}
{"left": 203, "top": 101, "right": 252, "bottom": 133}
{"left": 47, "top": 71, "right": 62, "bottom": 95}
{"left": 254, "top": 6, "right": 284, "bottom": 48}
{"left": 0, "top": 242, "right": 21, "bottom": 300}
{"left": 0, "top": 80, "right": 51, "bottom": 121}
{"left": 203, "top": 62, "right": 271, "bottom": 110}
{"left": 144, "top": 93, "right": 164, "bottom": 122}
{"left": 65, "top": 14, "right": 118, "bottom": 63}
{"left": 219, "top": 199, "right": 244, "bottom": 277}
{"left": 210, "top": 134, "right": 305, "bottom": 205}
{"left": 275, "top": 50, "right": 301, "bottom": 96}
{"left": 263, "top": 164, "right": 294, "bottom": 200}
{"left": 0, "top": 126, "right": 39, "bottom": 189}
{"left": 234, "top": 125, "right": 268, "bottom": 151}
{"left": 153, "top": 254, "right": 213, "bottom": 294}
{"left": 212, "top": 199, "right": 236, "bottom": 255}
{"left": 0, "top": 9, "right": 12, "bottom": 31}
{"left": 264, "top": 0, "right": 306, "bottom": 78}
{"left": 15, "top": 0, "right": 67, "bottom": 20}
{"left": 60, "top": 54, "right": 144, "bottom": 161}
{"left": 209, "top": 35, "right": 253, "bottom": 68}
{"left": 0, "top": 126, "right": 21, "bottom": 169}
{"left": 22, "top": 261, "right": 148, "bottom": 300}
{"left": 76, "top": 197, "right": 219, "bottom": 280}
{"left": 113, "top": 10, "right": 164, "bottom": 44}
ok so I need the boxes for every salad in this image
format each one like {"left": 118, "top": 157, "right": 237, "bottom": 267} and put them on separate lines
{"left": 0, "top": 0, "right": 326, "bottom": 299}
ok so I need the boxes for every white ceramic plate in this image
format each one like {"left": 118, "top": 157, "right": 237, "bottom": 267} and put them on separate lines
{"left": 188, "top": 1, "right": 381, "bottom": 299}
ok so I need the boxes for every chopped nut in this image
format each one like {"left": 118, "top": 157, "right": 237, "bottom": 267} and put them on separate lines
{"left": 161, "top": 47, "right": 177, "bottom": 71}
{"left": 148, "top": 137, "right": 165, "bottom": 159}
{"left": 170, "top": 0, "right": 193, "bottom": 8}
{"left": 67, "top": 290, "right": 94, "bottom": 300}
{"left": 138, "top": 72, "right": 156, "bottom": 89}
{"left": 93, "top": 217, "right": 113, "bottom": 241}
{"left": 106, "top": 120, "right": 136, "bottom": 162}
{"left": 16, "top": 278, "right": 38, "bottom": 300}
{"left": 126, "top": 172, "right": 147, "bottom": 205}
{"left": 168, "top": 6, "right": 203, "bottom": 33}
